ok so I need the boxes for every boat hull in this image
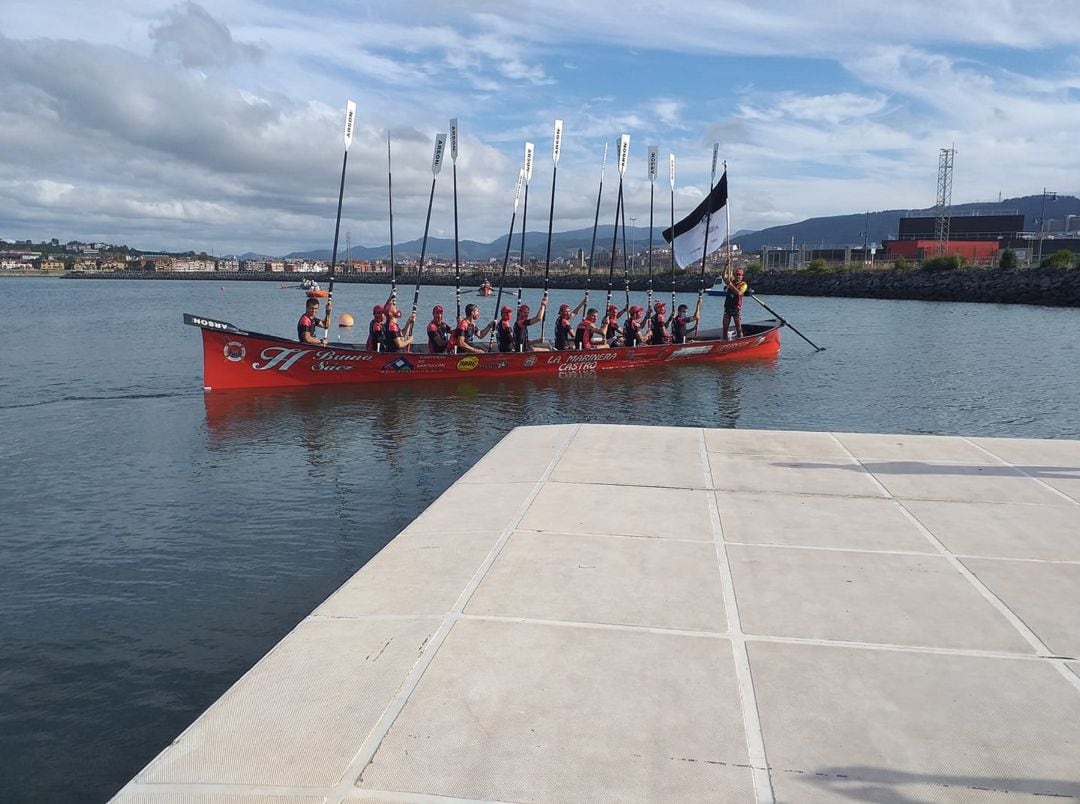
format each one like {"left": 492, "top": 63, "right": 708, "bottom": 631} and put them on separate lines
{"left": 185, "top": 314, "right": 781, "bottom": 391}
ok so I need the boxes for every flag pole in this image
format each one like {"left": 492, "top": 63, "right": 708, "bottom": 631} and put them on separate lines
{"left": 605, "top": 134, "right": 630, "bottom": 314}
{"left": 517, "top": 141, "right": 534, "bottom": 310}
{"left": 324, "top": 100, "right": 356, "bottom": 338}
{"left": 410, "top": 132, "right": 447, "bottom": 324}
{"left": 450, "top": 118, "right": 461, "bottom": 323}
{"left": 539, "top": 119, "right": 563, "bottom": 343}
{"left": 489, "top": 169, "right": 526, "bottom": 350}
{"left": 584, "top": 142, "right": 608, "bottom": 313}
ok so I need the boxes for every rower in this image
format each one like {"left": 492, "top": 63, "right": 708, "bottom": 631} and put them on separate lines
{"left": 513, "top": 296, "right": 549, "bottom": 352}
{"left": 648, "top": 301, "right": 670, "bottom": 344}
{"left": 383, "top": 302, "right": 414, "bottom": 352}
{"left": 426, "top": 305, "right": 453, "bottom": 353}
{"left": 553, "top": 303, "right": 575, "bottom": 351}
{"left": 366, "top": 304, "right": 386, "bottom": 351}
{"left": 297, "top": 297, "right": 327, "bottom": 346}
{"left": 575, "top": 308, "right": 607, "bottom": 350}
{"left": 495, "top": 306, "right": 515, "bottom": 353}
{"left": 453, "top": 303, "right": 492, "bottom": 354}
{"left": 671, "top": 303, "right": 700, "bottom": 344}
{"left": 622, "top": 305, "right": 647, "bottom": 347}
{"left": 602, "top": 304, "right": 624, "bottom": 346}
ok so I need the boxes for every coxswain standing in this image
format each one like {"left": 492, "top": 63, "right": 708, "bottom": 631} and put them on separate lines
{"left": 494, "top": 305, "right": 516, "bottom": 352}
{"left": 553, "top": 304, "right": 576, "bottom": 351}
{"left": 513, "top": 296, "right": 549, "bottom": 352}
{"left": 453, "top": 303, "right": 493, "bottom": 354}
{"left": 575, "top": 308, "right": 608, "bottom": 350}
{"left": 383, "top": 301, "right": 415, "bottom": 352}
{"left": 671, "top": 303, "right": 700, "bottom": 344}
{"left": 722, "top": 267, "right": 748, "bottom": 340}
{"left": 297, "top": 297, "right": 327, "bottom": 346}
{"left": 621, "top": 305, "right": 647, "bottom": 347}
{"left": 366, "top": 304, "right": 386, "bottom": 350}
{"left": 426, "top": 305, "right": 453, "bottom": 354}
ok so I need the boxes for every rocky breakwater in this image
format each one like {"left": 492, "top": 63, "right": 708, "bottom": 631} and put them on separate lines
{"left": 749, "top": 267, "right": 1080, "bottom": 308}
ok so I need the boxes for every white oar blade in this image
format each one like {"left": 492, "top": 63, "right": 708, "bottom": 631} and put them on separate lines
{"left": 669, "top": 153, "right": 676, "bottom": 190}
{"left": 343, "top": 100, "right": 357, "bottom": 150}
{"left": 524, "top": 141, "right": 535, "bottom": 183}
{"left": 513, "top": 167, "right": 525, "bottom": 209}
{"left": 617, "top": 134, "right": 630, "bottom": 176}
{"left": 432, "top": 133, "right": 447, "bottom": 175}
{"left": 450, "top": 118, "right": 459, "bottom": 162}
{"left": 552, "top": 119, "right": 564, "bottom": 165}
{"left": 648, "top": 146, "right": 658, "bottom": 182}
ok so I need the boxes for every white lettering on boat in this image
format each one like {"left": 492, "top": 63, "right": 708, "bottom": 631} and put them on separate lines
{"left": 312, "top": 350, "right": 372, "bottom": 362}
{"left": 551, "top": 352, "right": 617, "bottom": 364}
{"left": 558, "top": 362, "right": 597, "bottom": 373}
{"left": 252, "top": 347, "right": 311, "bottom": 372}
{"left": 667, "top": 345, "right": 713, "bottom": 359}
{"left": 192, "top": 317, "right": 231, "bottom": 330}
{"left": 312, "top": 362, "right": 354, "bottom": 372}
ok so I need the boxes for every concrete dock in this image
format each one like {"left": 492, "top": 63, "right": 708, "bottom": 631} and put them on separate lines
{"left": 112, "top": 424, "right": 1080, "bottom": 802}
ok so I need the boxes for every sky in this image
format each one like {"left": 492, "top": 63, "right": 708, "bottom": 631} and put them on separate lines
{"left": 2, "top": 0, "right": 1079, "bottom": 255}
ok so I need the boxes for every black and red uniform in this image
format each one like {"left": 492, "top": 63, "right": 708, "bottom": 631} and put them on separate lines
{"left": 297, "top": 313, "right": 320, "bottom": 343}
{"left": 513, "top": 319, "right": 532, "bottom": 352}
{"left": 496, "top": 319, "right": 514, "bottom": 352}
{"left": 454, "top": 318, "right": 479, "bottom": 352}
{"left": 672, "top": 314, "right": 689, "bottom": 344}
{"left": 367, "top": 319, "right": 384, "bottom": 350}
{"left": 553, "top": 316, "right": 574, "bottom": 350}
{"left": 384, "top": 318, "right": 402, "bottom": 353}
{"left": 622, "top": 318, "right": 644, "bottom": 347}
{"left": 427, "top": 320, "right": 452, "bottom": 353}
{"left": 650, "top": 312, "right": 668, "bottom": 344}
{"left": 575, "top": 320, "right": 600, "bottom": 349}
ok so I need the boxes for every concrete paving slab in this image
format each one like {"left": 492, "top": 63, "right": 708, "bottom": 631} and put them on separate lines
{"left": 552, "top": 423, "right": 709, "bottom": 488}
{"left": 728, "top": 545, "right": 1034, "bottom": 652}
{"left": 316, "top": 530, "right": 502, "bottom": 617}
{"left": 464, "top": 530, "right": 728, "bottom": 632}
{"left": 1034, "top": 472, "right": 1080, "bottom": 504}
{"left": 704, "top": 427, "right": 851, "bottom": 458}
{"left": 961, "top": 558, "right": 1080, "bottom": 658}
{"left": 1070, "top": 663, "right": 1080, "bottom": 681}
{"left": 903, "top": 499, "right": 1080, "bottom": 561}
{"left": 834, "top": 431, "right": 1000, "bottom": 463}
{"left": 136, "top": 618, "right": 437, "bottom": 787}
{"left": 357, "top": 619, "right": 754, "bottom": 801}
{"left": 865, "top": 461, "right": 1067, "bottom": 504}
{"left": 406, "top": 480, "right": 536, "bottom": 533}
{"left": 519, "top": 481, "right": 713, "bottom": 540}
{"left": 749, "top": 641, "right": 1080, "bottom": 801}
{"left": 971, "top": 436, "right": 1080, "bottom": 467}
{"left": 459, "top": 424, "right": 577, "bottom": 484}
{"left": 718, "top": 491, "right": 934, "bottom": 552}
{"left": 709, "top": 453, "right": 887, "bottom": 497}
{"left": 115, "top": 796, "right": 323, "bottom": 804}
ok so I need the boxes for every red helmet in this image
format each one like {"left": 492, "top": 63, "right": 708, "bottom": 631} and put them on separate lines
{"left": 433, "top": 305, "right": 444, "bottom": 314}
{"left": 372, "top": 304, "right": 384, "bottom": 316}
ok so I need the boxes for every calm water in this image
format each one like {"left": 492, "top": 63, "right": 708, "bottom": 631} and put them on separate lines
{"left": 1, "top": 277, "right": 1078, "bottom": 801}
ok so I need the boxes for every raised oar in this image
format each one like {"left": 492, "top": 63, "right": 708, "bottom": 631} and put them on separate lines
{"left": 748, "top": 293, "right": 826, "bottom": 351}
{"left": 517, "top": 141, "right": 534, "bottom": 309}
{"left": 605, "top": 134, "right": 630, "bottom": 313}
{"left": 450, "top": 117, "right": 462, "bottom": 323}
{"left": 324, "top": 99, "right": 356, "bottom": 338}
{"left": 409, "top": 132, "right": 447, "bottom": 324}
{"left": 621, "top": 190, "right": 631, "bottom": 314}
{"left": 539, "top": 119, "right": 563, "bottom": 343}
{"left": 669, "top": 153, "right": 676, "bottom": 313}
{"left": 583, "top": 142, "right": 608, "bottom": 312}
{"left": 646, "top": 145, "right": 657, "bottom": 317}
{"left": 489, "top": 168, "right": 527, "bottom": 350}
{"left": 386, "top": 132, "right": 397, "bottom": 301}
{"left": 694, "top": 143, "right": 721, "bottom": 318}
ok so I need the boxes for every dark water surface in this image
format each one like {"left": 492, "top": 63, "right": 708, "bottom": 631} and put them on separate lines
{"left": 1, "top": 278, "right": 1078, "bottom": 801}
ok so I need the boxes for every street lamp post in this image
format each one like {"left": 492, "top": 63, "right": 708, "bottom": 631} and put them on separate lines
{"left": 1036, "top": 187, "right": 1057, "bottom": 268}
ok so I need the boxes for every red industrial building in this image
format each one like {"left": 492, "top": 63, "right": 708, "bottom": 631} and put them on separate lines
{"left": 883, "top": 213, "right": 1022, "bottom": 264}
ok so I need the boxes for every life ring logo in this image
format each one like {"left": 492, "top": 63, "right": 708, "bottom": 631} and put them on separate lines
{"left": 457, "top": 356, "right": 479, "bottom": 372}
{"left": 223, "top": 341, "right": 246, "bottom": 362}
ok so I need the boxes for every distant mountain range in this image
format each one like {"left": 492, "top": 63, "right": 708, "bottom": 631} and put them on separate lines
{"left": 244, "top": 194, "right": 1079, "bottom": 261}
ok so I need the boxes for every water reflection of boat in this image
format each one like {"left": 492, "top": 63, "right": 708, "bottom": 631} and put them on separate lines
{"left": 184, "top": 313, "right": 782, "bottom": 391}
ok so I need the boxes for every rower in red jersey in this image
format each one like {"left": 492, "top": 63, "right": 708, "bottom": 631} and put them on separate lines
{"left": 453, "top": 303, "right": 492, "bottom": 354}
{"left": 426, "top": 305, "right": 453, "bottom": 353}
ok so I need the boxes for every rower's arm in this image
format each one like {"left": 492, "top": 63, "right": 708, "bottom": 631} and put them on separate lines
{"left": 476, "top": 321, "right": 494, "bottom": 338}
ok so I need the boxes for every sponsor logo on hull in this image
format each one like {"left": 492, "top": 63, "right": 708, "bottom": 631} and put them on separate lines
{"left": 457, "top": 356, "right": 479, "bottom": 372}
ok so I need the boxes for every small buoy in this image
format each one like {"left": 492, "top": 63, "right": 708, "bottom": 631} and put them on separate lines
{"left": 338, "top": 313, "right": 355, "bottom": 327}
{"left": 219, "top": 286, "right": 225, "bottom": 291}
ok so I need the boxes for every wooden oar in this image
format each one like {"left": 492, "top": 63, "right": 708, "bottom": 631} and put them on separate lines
{"left": 386, "top": 132, "right": 397, "bottom": 302}
{"left": 488, "top": 168, "right": 526, "bottom": 350}
{"left": 409, "top": 132, "right": 447, "bottom": 323}
{"left": 324, "top": 100, "right": 356, "bottom": 337}
{"left": 450, "top": 118, "right": 462, "bottom": 323}
{"left": 517, "top": 141, "right": 534, "bottom": 310}
{"left": 748, "top": 293, "right": 826, "bottom": 351}
{"left": 539, "top": 119, "right": 563, "bottom": 343}
{"left": 605, "top": 134, "right": 630, "bottom": 313}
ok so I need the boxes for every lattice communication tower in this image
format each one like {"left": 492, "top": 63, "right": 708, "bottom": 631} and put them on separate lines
{"left": 934, "top": 147, "right": 955, "bottom": 256}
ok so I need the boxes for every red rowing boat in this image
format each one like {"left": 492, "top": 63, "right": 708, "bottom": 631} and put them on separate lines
{"left": 184, "top": 313, "right": 781, "bottom": 391}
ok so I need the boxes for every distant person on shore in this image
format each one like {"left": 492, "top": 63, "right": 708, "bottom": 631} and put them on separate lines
{"left": 671, "top": 303, "right": 700, "bottom": 344}
{"left": 366, "top": 304, "right": 386, "bottom": 350}
{"left": 575, "top": 308, "right": 608, "bottom": 349}
{"left": 426, "top": 305, "right": 453, "bottom": 353}
{"left": 722, "top": 268, "right": 748, "bottom": 340}
{"left": 453, "top": 303, "right": 492, "bottom": 354}
{"left": 513, "top": 297, "right": 549, "bottom": 352}
{"left": 297, "top": 297, "right": 327, "bottom": 345}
